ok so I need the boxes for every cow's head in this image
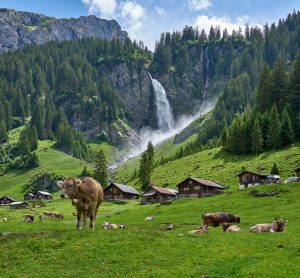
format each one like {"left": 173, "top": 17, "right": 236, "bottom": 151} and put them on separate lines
{"left": 57, "top": 178, "right": 82, "bottom": 199}
{"left": 274, "top": 219, "right": 288, "bottom": 232}
{"left": 234, "top": 215, "right": 240, "bottom": 223}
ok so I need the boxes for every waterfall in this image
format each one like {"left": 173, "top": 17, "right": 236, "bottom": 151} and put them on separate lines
{"left": 199, "top": 45, "right": 210, "bottom": 114}
{"left": 149, "top": 73, "right": 175, "bottom": 131}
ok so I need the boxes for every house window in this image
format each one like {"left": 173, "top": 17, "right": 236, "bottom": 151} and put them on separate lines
{"left": 183, "top": 187, "right": 189, "bottom": 191}
{"left": 194, "top": 185, "right": 201, "bottom": 190}
{"left": 109, "top": 187, "right": 112, "bottom": 192}
{"left": 113, "top": 188, "right": 117, "bottom": 193}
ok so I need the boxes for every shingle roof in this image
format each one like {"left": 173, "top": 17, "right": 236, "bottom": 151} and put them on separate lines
{"left": 110, "top": 183, "right": 141, "bottom": 195}
{"left": 38, "top": 191, "right": 52, "bottom": 196}
{"left": 237, "top": 171, "right": 269, "bottom": 178}
{"left": 9, "top": 201, "right": 28, "bottom": 205}
{"left": 0, "top": 196, "right": 16, "bottom": 201}
{"left": 177, "top": 177, "right": 224, "bottom": 189}
{"left": 152, "top": 187, "right": 177, "bottom": 195}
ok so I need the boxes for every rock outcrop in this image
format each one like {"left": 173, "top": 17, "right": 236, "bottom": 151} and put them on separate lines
{"left": 0, "top": 8, "right": 127, "bottom": 53}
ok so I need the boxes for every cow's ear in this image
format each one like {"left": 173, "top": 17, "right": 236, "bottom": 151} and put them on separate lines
{"left": 57, "top": 181, "right": 64, "bottom": 188}
{"left": 75, "top": 179, "right": 82, "bottom": 188}
{"left": 284, "top": 219, "right": 288, "bottom": 224}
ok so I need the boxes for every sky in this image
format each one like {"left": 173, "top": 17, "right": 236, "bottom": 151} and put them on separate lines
{"left": 1, "top": 0, "right": 300, "bottom": 50}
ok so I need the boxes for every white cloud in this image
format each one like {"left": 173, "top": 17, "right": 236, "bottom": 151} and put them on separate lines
{"left": 81, "top": 0, "right": 117, "bottom": 18}
{"left": 188, "top": 0, "right": 212, "bottom": 11}
{"left": 155, "top": 6, "right": 167, "bottom": 17}
{"left": 193, "top": 15, "right": 261, "bottom": 34}
{"left": 120, "top": 1, "right": 145, "bottom": 36}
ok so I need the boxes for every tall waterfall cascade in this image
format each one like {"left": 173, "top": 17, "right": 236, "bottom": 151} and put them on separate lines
{"left": 199, "top": 46, "right": 210, "bottom": 113}
{"left": 149, "top": 73, "right": 175, "bottom": 131}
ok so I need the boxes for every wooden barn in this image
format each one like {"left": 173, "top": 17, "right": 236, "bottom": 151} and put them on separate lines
{"left": 141, "top": 186, "right": 178, "bottom": 204}
{"left": 296, "top": 167, "right": 300, "bottom": 177}
{"left": 9, "top": 201, "right": 29, "bottom": 209}
{"left": 35, "top": 191, "right": 52, "bottom": 200}
{"left": 24, "top": 193, "right": 35, "bottom": 201}
{"left": 0, "top": 196, "right": 16, "bottom": 206}
{"left": 238, "top": 171, "right": 279, "bottom": 189}
{"left": 104, "top": 183, "right": 141, "bottom": 200}
{"left": 177, "top": 177, "right": 224, "bottom": 198}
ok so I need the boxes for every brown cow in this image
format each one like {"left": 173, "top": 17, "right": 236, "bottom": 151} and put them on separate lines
{"left": 24, "top": 214, "right": 35, "bottom": 222}
{"left": 202, "top": 212, "right": 240, "bottom": 227}
{"left": 250, "top": 219, "right": 288, "bottom": 233}
{"left": 57, "top": 177, "right": 103, "bottom": 230}
{"left": 219, "top": 222, "right": 241, "bottom": 232}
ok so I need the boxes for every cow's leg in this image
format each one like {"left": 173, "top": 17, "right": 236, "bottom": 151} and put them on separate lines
{"left": 76, "top": 209, "right": 82, "bottom": 230}
{"left": 82, "top": 210, "right": 88, "bottom": 230}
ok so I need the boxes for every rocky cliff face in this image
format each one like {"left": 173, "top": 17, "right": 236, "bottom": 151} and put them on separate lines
{"left": 0, "top": 9, "right": 127, "bottom": 53}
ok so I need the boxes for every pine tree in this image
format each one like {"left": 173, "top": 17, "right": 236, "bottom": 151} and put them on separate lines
{"left": 270, "top": 163, "right": 280, "bottom": 175}
{"left": 256, "top": 64, "right": 271, "bottom": 112}
{"left": 280, "top": 107, "right": 294, "bottom": 146}
{"left": 268, "top": 105, "right": 281, "bottom": 149}
{"left": 251, "top": 119, "right": 263, "bottom": 154}
{"left": 30, "top": 125, "right": 38, "bottom": 151}
{"left": 80, "top": 166, "right": 91, "bottom": 177}
{"left": 290, "top": 50, "right": 300, "bottom": 113}
{"left": 0, "top": 120, "right": 8, "bottom": 143}
{"left": 93, "top": 149, "right": 108, "bottom": 187}
{"left": 139, "top": 142, "right": 155, "bottom": 191}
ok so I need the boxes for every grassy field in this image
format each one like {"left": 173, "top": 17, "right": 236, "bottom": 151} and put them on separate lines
{"left": 0, "top": 182, "right": 300, "bottom": 277}
{"left": 0, "top": 140, "right": 89, "bottom": 199}
{"left": 115, "top": 142, "right": 300, "bottom": 191}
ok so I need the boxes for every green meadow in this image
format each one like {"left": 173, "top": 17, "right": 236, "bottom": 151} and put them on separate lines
{"left": 0, "top": 182, "right": 300, "bottom": 277}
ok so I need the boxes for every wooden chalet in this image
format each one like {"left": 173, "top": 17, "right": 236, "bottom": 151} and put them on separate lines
{"left": 35, "top": 191, "right": 52, "bottom": 200}
{"left": 177, "top": 177, "right": 224, "bottom": 198}
{"left": 296, "top": 167, "right": 300, "bottom": 177}
{"left": 238, "top": 171, "right": 280, "bottom": 189}
{"left": 141, "top": 186, "right": 178, "bottom": 204}
{"left": 9, "top": 201, "right": 29, "bottom": 209}
{"left": 0, "top": 196, "right": 16, "bottom": 206}
{"left": 24, "top": 191, "right": 52, "bottom": 201}
{"left": 104, "top": 183, "right": 141, "bottom": 200}
{"left": 24, "top": 193, "right": 35, "bottom": 201}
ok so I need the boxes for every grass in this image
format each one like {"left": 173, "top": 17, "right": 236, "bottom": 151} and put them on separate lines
{"left": 0, "top": 140, "right": 88, "bottom": 199}
{"left": 115, "top": 143, "right": 300, "bottom": 191}
{"left": 0, "top": 182, "right": 300, "bottom": 277}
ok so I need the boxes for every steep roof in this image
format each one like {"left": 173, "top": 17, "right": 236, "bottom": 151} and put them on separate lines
{"left": 9, "top": 201, "right": 28, "bottom": 206}
{"left": 177, "top": 177, "right": 224, "bottom": 189}
{"left": 38, "top": 191, "right": 52, "bottom": 196}
{"left": 109, "top": 183, "right": 140, "bottom": 195}
{"left": 237, "top": 171, "right": 269, "bottom": 178}
{"left": 142, "top": 186, "right": 177, "bottom": 197}
{"left": 0, "top": 196, "right": 16, "bottom": 201}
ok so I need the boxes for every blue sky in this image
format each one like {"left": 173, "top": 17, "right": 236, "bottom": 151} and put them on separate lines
{"left": 1, "top": 0, "right": 300, "bottom": 49}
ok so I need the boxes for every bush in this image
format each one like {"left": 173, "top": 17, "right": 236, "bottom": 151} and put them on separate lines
{"left": 11, "top": 152, "right": 39, "bottom": 170}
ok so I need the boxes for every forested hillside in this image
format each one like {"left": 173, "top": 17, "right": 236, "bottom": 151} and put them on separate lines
{"left": 0, "top": 9, "right": 300, "bottom": 183}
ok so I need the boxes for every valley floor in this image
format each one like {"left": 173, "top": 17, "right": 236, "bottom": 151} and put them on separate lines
{"left": 0, "top": 183, "right": 299, "bottom": 277}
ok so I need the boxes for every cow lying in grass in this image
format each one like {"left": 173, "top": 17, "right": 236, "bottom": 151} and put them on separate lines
{"left": 219, "top": 222, "right": 241, "bottom": 232}
{"left": 24, "top": 214, "right": 34, "bottom": 222}
{"left": 43, "top": 211, "right": 64, "bottom": 219}
{"left": 188, "top": 225, "right": 209, "bottom": 235}
{"left": 145, "top": 215, "right": 155, "bottom": 221}
{"left": 202, "top": 212, "right": 240, "bottom": 227}
{"left": 250, "top": 219, "right": 288, "bottom": 233}
{"left": 102, "top": 222, "right": 127, "bottom": 230}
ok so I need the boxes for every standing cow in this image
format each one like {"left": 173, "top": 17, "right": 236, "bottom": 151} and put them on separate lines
{"left": 202, "top": 212, "right": 240, "bottom": 227}
{"left": 57, "top": 177, "right": 103, "bottom": 230}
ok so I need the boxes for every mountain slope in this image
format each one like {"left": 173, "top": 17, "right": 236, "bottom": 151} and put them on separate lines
{"left": 0, "top": 8, "right": 127, "bottom": 53}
